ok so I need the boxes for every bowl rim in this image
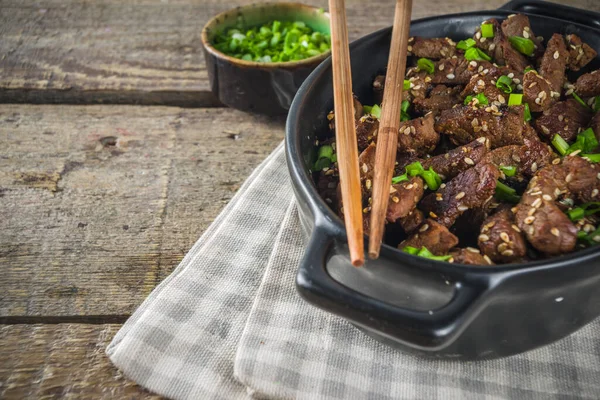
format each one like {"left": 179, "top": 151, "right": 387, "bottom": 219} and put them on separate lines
{"left": 286, "top": 9, "right": 600, "bottom": 273}
{"left": 201, "top": 2, "right": 332, "bottom": 69}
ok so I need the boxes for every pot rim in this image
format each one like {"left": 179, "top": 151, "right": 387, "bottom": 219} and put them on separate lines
{"left": 286, "top": 9, "right": 600, "bottom": 274}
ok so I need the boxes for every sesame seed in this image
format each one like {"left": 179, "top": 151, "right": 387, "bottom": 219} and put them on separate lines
{"left": 440, "top": 183, "right": 446, "bottom": 189}
{"left": 513, "top": 78, "right": 520, "bottom": 84}
{"left": 566, "top": 173, "right": 573, "bottom": 183}
{"left": 597, "top": 173, "right": 600, "bottom": 180}
{"left": 480, "top": 37, "right": 487, "bottom": 43}
{"left": 429, "top": 211, "right": 438, "bottom": 218}
{"left": 325, "top": 198, "right": 332, "bottom": 204}
{"left": 511, "top": 207, "right": 518, "bottom": 213}
{"left": 500, "top": 232, "right": 510, "bottom": 243}
{"left": 484, "top": 255, "right": 493, "bottom": 264}
{"left": 517, "top": 84, "right": 523, "bottom": 91}
{"left": 478, "top": 66, "right": 484, "bottom": 72}
{"left": 512, "top": 225, "right": 521, "bottom": 232}
{"left": 535, "top": 98, "right": 542, "bottom": 105}
{"left": 392, "top": 196, "right": 399, "bottom": 203}
{"left": 523, "top": 31, "right": 530, "bottom": 39}
{"left": 365, "top": 179, "right": 372, "bottom": 190}
{"left": 489, "top": 43, "right": 496, "bottom": 51}
{"left": 436, "top": 193, "right": 443, "bottom": 201}
{"left": 477, "top": 137, "right": 487, "bottom": 144}
{"left": 479, "top": 234, "right": 490, "bottom": 242}
{"left": 512, "top": 154, "right": 521, "bottom": 162}
{"left": 363, "top": 207, "right": 370, "bottom": 214}
{"left": 413, "top": 84, "right": 422, "bottom": 90}
{"left": 498, "top": 94, "right": 506, "bottom": 103}
{"left": 528, "top": 208, "right": 536, "bottom": 216}
{"left": 457, "top": 205, "right": 469, "bottom": 211}
{"left": 475, "top": 32, "right": 482, "bottom": 39}
{"left": 407, "top": 45, "right": 413, "bottom": 52}
{"left": 530, "top": 190, "right": 542, "bottom": 196}
{"left": 558, "top": 114, "right": 564, "bottom": 122}
{"left": 501, "top": 249, "right": 514, "bottom": 257}
{"left": 439, "top": 64, "right": 445, "bottom": 71}
{"left": 455, "top": 191, "right": 466, "bottom": 199}
{"left": 483, "top": 68, "right": 489, "bottom": 74}
{"left": 542, "top": 126, "right": 550, "bottom": 135}
{"left": 410, "top": 126, "right": 416, "bottom": 134}
{"left": 497, "top": 242, "right": 508, "bottom": 252}
{"left": 424, "top": 76, "right": 432, "bottom": 82}
{"left": 406, "top": 183, "right": 414, "bottom": 190}
{"left": 584, "top": 224, "right": 595, "bottom": 232}
{"left": 594, "top": 235, "right": 600, "bottom": 243}
{"left": 551, "top": 228, "right": 560, "bottom": 237}
{"left": 464, "top": 157, "right": 474, "bottom": 165}
{"left": 390, "top": 185, "right": 397, "bottom": 193}
{"left": 470, "top": 61, "right": 478, "bottom": 67}
{"left": 525, "top": 216, "right": 535, "bottom": 224}
{"left": 531, "top": 162, "right": 538, "bottom": 172}
{"left": 446, "top": 73, "right": 455, "bottom": 80}
{"left": 486, "top": 221, "right": 496, "bottom": 229}
{"left": 553, "top": 50, "right": 559, "bottom": 59}
{"left": 528, "top": 82, "right": 537, "bottom": 88}
{"left": 593, "top": 189, "right": 599, "bottom": 197}
{"left": 419, "top": 224, "right": 429, "bottom": 232}
{"left": 569, "top": 149, "right": 582, "bottom": 156}
{"left": 542, "top": 194, "right": 552, "bottom": 201}
{"left": 552, "top": 158, "right": 561, "bottom": 165}
{"left": 467, "top": 247, "right": 480, "bottom": 253}
{"left": 403, "top": 127, "right": 411, "bottom": 135}
{"left": 531, "top": 198, "right": 542, "bottom": 208}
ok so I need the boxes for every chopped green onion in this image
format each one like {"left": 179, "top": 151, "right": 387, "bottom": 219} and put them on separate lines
{"left": 404, "top": 80, "right": 411, "bottom": 90}
{"left": 417, "top": 58, "right": 435, "bottom": 74}
{"left": 499, "top": 165, "right": 517, "bottom": 177}
{"left": 317, "top": 145, "right": 333, "bottom": 160}
{"left": 406, "top": 161, "right": 425, "bottom": 177}
{"left": 392, "top": 173, "right": 409, "bottom": 184}
{"left": 363, "top": 105, "right": 372, "bottom": 114}
{"left": 331, "top": 154, "right": 337, "bottom": 163}
{"left": 392, "top": 162, "right": 442, "bottom": 190}
{"left": 524, "top": 66, "right": 536, "bottom": 73}
{"left": 508, "top": 36, "right": 535, "bottom": 57}
{"left": 508, "top": 93, "right": 523, "bottom": 106}
{"left": 464, "top": 47, "right": 492, "bottom": 61}
{"left": 370, "top": 104, "right": 382, "bottom": 119}
{"left": 402, "top": 246, "right": 453, "bottom": 261}
{"left": 314, "top": 157, "right": 331, "bottom": 171}
{"left": 456, "top": 38, "right": 476, "bottom": 50}
{"left": 572, "top": 92, "right": 590, "bottom": 109}
{"left": 580, "top": 128, "right": 598, "bottom": 153}
{"left": 594, "top": 97, "right": 600, "bottom": 112}
{"left": 524, "top": 103, "right": 532, "bottom": 122}
{"left": 464, "top": 93, "right": 489, "bottom": 106}
{"left": 402, "top": 246, "right": 420, "bottom": 255}
{"left": 568, "top": 207, "right": 585, "bottom": 221}
{"left": 401, "top": 100, "right": 411, "bottom": 121}
{"left": 496, "top": 75, "right": 515, "bottom": 94}
{"left": 422, "top": 168, "right": 442, "bottom": 190}
{"left": 578, "top": 230, "right": 589, "bottom": 240}
{"left": 552, "top": 134, "right": 570, "bottom": 156}
{"left": 582, "top": 154, "right": 600, "bottom": 163}
{"left": 567, "top": 202, "right": 600, "bottom": 222}
{"left": 481, "top": 23, "right": 495, "bottom": 38}
{"left": 495, "top": 180, "right": 520, "bottom": 203}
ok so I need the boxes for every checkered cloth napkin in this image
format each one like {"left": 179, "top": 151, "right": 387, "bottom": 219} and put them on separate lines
{"left": 107, "top": 143, "right": 600, "bottom": 399}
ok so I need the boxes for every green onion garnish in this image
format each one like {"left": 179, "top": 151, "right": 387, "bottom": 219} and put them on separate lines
{"left": 567, "top": 202, "right": 600, "bottom": 222}
{"left": 392, "top": 174, "right": 409, "bottom": 184}
{"left": 464, "top": 93, "right": 489, "bottom": 106}
{"left": 495, "top": 180, "right": 521, "bottom": 203}
{"left": 422, "top": 168, "right": 442, "bottom": 190}
{"left": 402, "top": 246, "right": 453, "bottom": 261}
{"left": 403, "top": 246, "right": 419, "bottom": 255}
{"left": 481, "top": 23, "right": 495, "bottom": 38}
{"left": 524, "top": 103, "right": 532, "bottom": 122}
{"left": 401, "top": 100, "right": 411, "bottom": 121}
{"left": 508, "top": 93, "right": 523, "bottom": 106}
{"left": 594, "top": 96, "right": 600, "bottom": 112}
{"left": 582, "top": 154, "right": 600, "bottom": 163}
{"left": 456, "top": 38, "right": 476, "bottom": 50}
{"left": 314, "top": 157, "right": 331, "bottom": 171}
{"left": 559, "top": 128, "right": 598, "bottom": 156}
{"left": 404, "top": 80, "right": 411, "bottom": 90}
{"left": 417, "top": 58, "right": 435, "bottom": 74}
{"left": 500, "top": 165, "right": 517, "bottom": 177}
{"left": 314, "top": 144, "right": 335, "bottom": 170}
{"left": 508, "top": 36, "right": 535, "bottom": 57}
{"left": 496, "top": 75, "right": 515, "bottom": 94}
{"left": 317, "top": 145, "right": 333, "bottom": 160}
{"left": 572, "top": 92, "right": 590, "bottom": 109}
{"left": 392, "top": 161, "right": 442, "bottom": 190}
{"left": 363, "top": 105, "right": 372, "bottom": 114}
{"left": 212, "top": 20, "right": 331, "bottom": 62}
{"left": 552, "top": 134, "right": 570, "bottom": 156}
{"left": 524, "top": 66, "right": 536, "bottom": 73}
{"left": 464, "top": 47, "right": 492, "bottom": 61}
{"left": 370, "top": 104, "right": 382, "bottom": 119}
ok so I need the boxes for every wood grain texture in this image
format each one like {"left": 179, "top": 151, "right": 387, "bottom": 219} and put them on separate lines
{"left": 0, "top": 324, "right": 161, "bottom": 399}
{"left": 2, "top": 0, "right": 597, "bottom": 106}
{"left": 0, "top": 104, "right": 284, "bottom": 317}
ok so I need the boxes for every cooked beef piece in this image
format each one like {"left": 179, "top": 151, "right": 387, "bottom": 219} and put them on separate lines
{"left": 450, "top": 248, "right": 492, "bottom": 265}
{"left": 574, "top": 70, "right": 600, "bottom": 98}
{"left": 478, "top": 208, "right": 527, "bottom": 263}
{"left": 421, "top": 137, "right": 490, "bottom": 180}
{"left": 534, "top": 99, "right": 593, "bottom": 142}
{"left": 563, "top": 155, "right": 600, "bottom": 203}
{"left": 591, "top": 111, "right": 600, "bottom": 142}
{"left": 404, "top": 69, "right": 431, "bottom": 101}
{"left": 358, "top": 142, "right": 377, "bottom": 182}
{"left": 316, "top": 173, "right": 339, "bottom": 212}
{"left": 399, "top": 209, "right": 425, "bottom": 234}
{"left": 413, "top": 85, "right": 461, "bottom": 116}
{"left": 387, "top": 177, "right": 424, "bottom": 223}
{"left": 356, "top": 116, "right": 378, "bottom": 151}
{"left": 501, "top": 14, "right": 544, "bottom": 57}
{"left": 397, "top": 112, "right": 439, "bottom": 157}
{"left": 408, "top": 36, "right": 457, "bottom": 59}
{"left": 522, "top": 71, "right": 558, "bottom": 112}
{"left": 539, "top": 34, "right": 569, "bottom": 95}
{"left": 327, "top": 96, "right": 366, "bottom": 130}
{"left": 432, "top": 57, "right": 494, "bottom": 86}
{"left": 435, "top": 104, "right": 524, "bottom": 148}
{"left": 398, "top": 218, "right": 459, "bottom": 255}
{"left": 565, "top": 34, "right": 597, "bottom": 71}
{"left": 461, "top": 66, "right": 523, "bottom": 104}
{"left": 373, "top": 75, "right": 385, "bottom": 104}
{"left": 420, "top": 162, "right": 500, "bottom": 227}
{"left": 474, "top": 18, "right": 528, "bottom": 72}
{"left": 480, "top": 139, "right": 555, "bottom": 178}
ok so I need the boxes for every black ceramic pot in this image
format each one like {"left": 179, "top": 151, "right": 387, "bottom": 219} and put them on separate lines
{"left": 286, "top": 0, "right": 600, "bottom": 359}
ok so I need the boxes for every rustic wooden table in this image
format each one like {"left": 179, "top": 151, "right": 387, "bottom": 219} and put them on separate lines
{"left": 1, "top": 0, "right": 598, "bottom": 398}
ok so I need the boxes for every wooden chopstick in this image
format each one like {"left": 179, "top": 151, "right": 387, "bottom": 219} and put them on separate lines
{"left": 368, "top": 0, "right": 413, "bottom": 259}
{"left": 329, "top": 0, "right": 364, "bottom": 267}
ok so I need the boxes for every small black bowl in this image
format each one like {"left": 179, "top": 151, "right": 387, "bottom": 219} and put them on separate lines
{"left": 201, "top": 2, "right": 331, "bottom": 116}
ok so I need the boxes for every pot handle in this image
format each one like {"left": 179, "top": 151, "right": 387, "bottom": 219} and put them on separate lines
{"left": 296, "top": 226, "right": 490, "bottom": 350}
{"left": 498, "top": 0, "right": 600, "bottom": 31}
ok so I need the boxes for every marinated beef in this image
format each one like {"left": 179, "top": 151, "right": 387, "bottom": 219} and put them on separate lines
{"left": 450, "top": 247, "right": 492, "bottom": 265}
{"left": 478, "top": 207, "right": 527, "bottom": 263}
{"left": 574, "top": 70, "right": 600, "bottom": 98}
{"left": 356, "top": 116, "right": 378, "bottom": 151}
{"left": 522, "top": 71, "right": 557, "bottom": 112}
{"left": 404, "top": 69, "right": 431, "bottom": 101}
{"left": 399, "top": 209, "right": 425, "bottom": 234}
{"left": 420, "top": 162, "right": 501, "bottom": 227}
{"left": 435, "top": 104, "right": 524, "bottom": 148}
{"left": 408, "top": 36, "right": 457, "bottom": 59}
{"left": 432, "top": 57, "right": 494, "bottom": 86}
{"left": 413, "top": 85, "right": 461, "bottom": 116}
{"left": 565, "top": 34, "right": 597, "bottom": 71}
{"left": 539, "top": 34, "right": 569, "bottom": 95}
{"left": 480, "top": 139, "right": 555, "bottom": 178}
{"left": 397, "top": 112, "right": 439, "bottom": 157}
{"left": 461, "top": 67, "right": 512, "bottom": 106}
{"left": 474, "top": 18, "right": 529, "bottom": 72}
{"left": 398, "top": 218, "right": 459, "bottom": 255}
{"left": 534, "top": 99, "right": 593, "bottom": 142}
{"left": 421, "top": 137, "right": 490, "bottom": 180}
{"left": 501, "top": 14, "right": 544, "bottom": 57}
{"left": 563, "top": 155, "right": 600, "bottom": 203}
{"left": 387, "top": 177, "right": 424, "bottom": 223}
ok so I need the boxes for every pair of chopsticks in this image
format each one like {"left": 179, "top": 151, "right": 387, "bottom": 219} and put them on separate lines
{"left": 329, "top": 0, "right": 413, "bottom": 266}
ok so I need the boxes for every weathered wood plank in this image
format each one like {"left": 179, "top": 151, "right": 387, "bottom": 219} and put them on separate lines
{"left": 0, "top": 324, "right": 160, "bottom": 399}
{"left": 0, "top": 104, "right": 284, "bottom": 317}
{"left": 2, "top": 0, "right": 596, "bottom": 106}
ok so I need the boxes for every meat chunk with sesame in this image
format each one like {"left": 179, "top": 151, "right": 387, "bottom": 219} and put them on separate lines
{"left": 501, "top": 14, "right": 544, "bottom": 57}
{"left": 450, "top": 248, "right": 492, "bottom": 265}
{"left": 399, "top": 209, "right": 425, "bottom": 234}
{"left": 435, "top": 104, "right": 525, "bottom": 148}
{"left": 565, "top": 34, "right": 597, "bottom": 71}
{"left": 478, "top": 208, "right": 527, "bottom": 263}
{"left": 420, "top": 162, "right": 501, "bottom": 228}
{"left": 480, "top": 139, "right": 555, "bottom": 178}
{"left": 474, "top": 18, "right": 529, "bottom": 72}
{"left": 563, "top": 155, "right": 600, "bottom": 203}
{"left": 522, "top": 71, "right": 557, "bottom": 112}
{"left": 387, "top": 177, "right": 424, "bottom": 223}
{"left": 356, "top": 116, "right": 378, "bottom": 151}
{"left": 534, "top": 99, "right": 593, "bottom": 142}
{"left": 327, "top": 96, "right": 365, "bottom": 130}
{"left": 398, "top": 218, "right": 459, "bottom": 255}
{"left": 539, "top": 34, "right": 569, "bottom": 95}
{"left": 404, "top": 69, "right": 431, "bottom": 101}
{"left": 461, "top": 66, "right": 523, "bottom": 105}
{"left": 421, "top": 137, "right": 490, "bottom": 180}
{"left": 432, "top": 57, "right": 494, "bottom": 86}
{"left": 408, "top": 37, "right": 457, "bottom": 59}
{"left": 397, "top": 112, "right": 439, "bottom": 157}
{"left": 413, "top": 85, "right": 461, "bottom": 116}
{"left": 574, "top": 70, "right": 600, "bottom": 98}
